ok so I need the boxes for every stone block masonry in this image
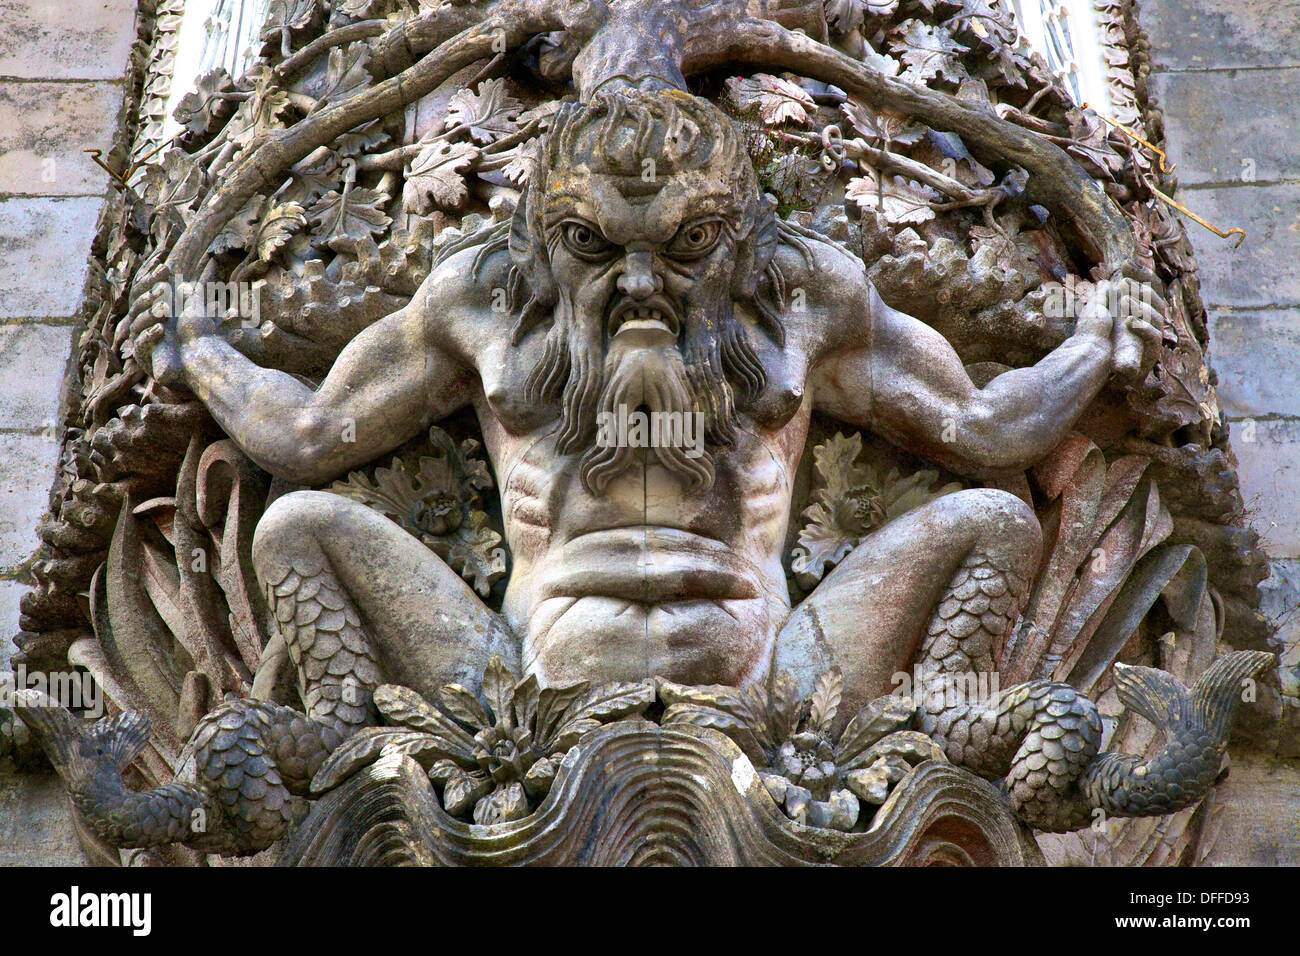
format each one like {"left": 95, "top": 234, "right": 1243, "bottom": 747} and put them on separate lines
{"left": 0, "top": 0, "right": 142, "bottom": 865}
{"left": 1139, "top": 0, "right": 1300, "bottom": 864}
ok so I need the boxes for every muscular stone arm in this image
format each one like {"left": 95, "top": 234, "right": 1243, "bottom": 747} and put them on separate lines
{"left": 168, "top": 265, "right": 476, "bottom": 485}
{"left": 811, "top": 271, "right": 1150, "bottom": 477}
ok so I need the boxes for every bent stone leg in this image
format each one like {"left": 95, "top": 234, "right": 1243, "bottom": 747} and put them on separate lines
{"left": 252, "top": 490, "right": 518, "bottom": 711}
{"left": 776, "top": 489, "right": 1042, "bottom": 717}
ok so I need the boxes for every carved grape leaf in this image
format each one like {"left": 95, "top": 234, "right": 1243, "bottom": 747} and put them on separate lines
{"left": 908, "top": 0, "right": 964, "bottom": 15}
{"left": 919, "top": 130, "right": 996, "bottom": 186}
{"left": 263, "top": 0, "right": 320, "bottom": 56}
{"left": 888, "top": 19, "right": 971, "bottom": 85}
{"left": 445, "top": 78, "right": 524, "bottom": 144}
{"left": 1062, "top": 108, "right": 1124, "bottom": 178}
{"left": 227, "top": 86, "right": 294, "bottom": 151}
{"left": 845, "top": 167, "right": 940, "bottom": 225}
{"left": 954, "top": 4, "right": 1029, "bottom": 90}
{"left": 266, "top": 0, "right": 319, "bottom": 32}
{"left": 725, "top": 74, "right": 816, "bottom": 126}
{"left": 824, "top": 0, "right": 868, "bottom": 35}
{"left": 173, "top": 68, "right": 238, "bottom": 145}
{"left": 841, "top": 101, "right": 925, "bottom": 146}
{"left": 139, "top": 151, "right": 204, "bottom": 225}
{"left": 789, "top": 502, "right": 859, "bottom": 582}
{"left": 211, "top": 197, "right": 307, "bottom": 265}
{"left": 403, "top": 139, "right": 479, "bottom": 216}
{"left": 284, "top": 157, "right": 342, "bottom": 205}
{"left": 306, "top": 42, "right": 371, "bottom": 111}
{"left": 334, "top": 119, "right": 390, "bottom": 159}
{"left": 211, "top": 196, "right": 267, "bottom": 257}
{"left": 252, "top": 201, "right": 308, "bottom": 262}
{"left": 501, "top": 138, "right": 541, "bottom": 185}
{"left": 946, "top": 0, "right": 1017, "bottom": 47}
{"left": 307, "top": 186, "right": 392, "bottom": 249}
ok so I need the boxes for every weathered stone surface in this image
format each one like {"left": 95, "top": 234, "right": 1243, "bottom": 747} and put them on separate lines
{"left": 284, "top": 728, "right": 1042, "bottom": 866}
{"left": 1230, "top": 418, "right": 1300, "bottom": 558}
{"left": 0, "top": 0, "right": 137, "bottom": 80}
{"left": 0, "top": 772, "right": 88, "bottom": 865}
{"left": 0, "top": 81, "right": 125, "bottom": 194}
{"left": 1150, "top": 70, "right": 1300, "bottom": 185}
{"left": 1172, "top": 184, "right": 1300, "bottom": 308}
{"left": 0, "top": 579, "right": 23, "bottom": 671}
{"left": 0, "top": 323, "right": 73, "bottom": 430}
{"left": 1258, "top": 559, "right": 1300, "bottom": 673}
{"left": 1199, "top": 753, "right": 1300, "bottom": 865}
{"left": 0, "top": 197, "right": 101, "bottom": 317}
{"left": 0, "top": 431, "right": 59, "bottom": 572}
{"left": 1209, "top": 309, "right": 1300, "bottom": 418}
{"left": 1141, "top": 0, "right": 1300, "bottom": 71}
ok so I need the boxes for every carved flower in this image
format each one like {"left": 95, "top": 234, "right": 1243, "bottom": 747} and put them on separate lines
{"left": 790, "top": 432, "right": 962, "bottom": 586}
{"left": 312, "top": 657, "right": 655, "bottom": 826}
{"left": 660, "top": 669, "right": 947, "bottom": 832}
{"left": 328, "top": 426, "right": 506, "bottom": 594}
{"left": 411, "top": 491, "right": 462, "bottom": 536}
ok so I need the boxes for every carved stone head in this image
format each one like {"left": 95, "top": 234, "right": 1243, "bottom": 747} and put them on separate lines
{"left": 509, "top": 89, "right": 776, "bottom": 495}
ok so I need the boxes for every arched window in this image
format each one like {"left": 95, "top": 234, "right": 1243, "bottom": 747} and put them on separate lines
{"left": 1008, "top": 0, "right": 1112, "bottom": 111}
{"left": 133, "top": 0, "right": 270, "bottom": 161}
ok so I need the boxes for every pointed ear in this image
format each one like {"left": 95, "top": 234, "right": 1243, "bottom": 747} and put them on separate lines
{"left": 730, "top": 193, "right": 779, "bottom": 302}
{"left": 508, "top": 185, "right": 557, "bottom": 309}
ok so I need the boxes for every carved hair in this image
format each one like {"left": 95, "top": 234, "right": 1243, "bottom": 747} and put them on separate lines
{"left": 507, "top": 89, "right": 792, "bottom": 350}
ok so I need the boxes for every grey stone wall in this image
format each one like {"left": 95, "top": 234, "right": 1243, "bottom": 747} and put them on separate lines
{"left": 1139, "top": 0, "right": 1300, "bottom": 864}
{"left": 0, "top": 0, "right": 141, "bottom": 865}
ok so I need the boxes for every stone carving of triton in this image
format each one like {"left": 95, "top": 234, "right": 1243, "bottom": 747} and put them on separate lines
{"left": 14, "top": 0, "right": 1271, "bottom": 865}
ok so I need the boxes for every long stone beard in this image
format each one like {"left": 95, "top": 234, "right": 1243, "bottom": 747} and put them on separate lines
{"left": 523, "top": 291, "right": 767, "bottom": 496}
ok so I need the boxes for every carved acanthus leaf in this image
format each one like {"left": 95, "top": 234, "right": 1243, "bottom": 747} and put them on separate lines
{"left": 314, "top": 659, "right": 653, "bottom": 825}
{"left": 791, "top": 432, "right": 961, "bottom": 584}
{"left": 663, "top": 668, "right": 939, "bottom": 831}
{"left": 328, "top": 427, "right": 506, "bottom": 596}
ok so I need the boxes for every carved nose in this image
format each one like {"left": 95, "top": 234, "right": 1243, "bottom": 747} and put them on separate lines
{"left": 616, "top": 251, "right": 662, "bottom": 299}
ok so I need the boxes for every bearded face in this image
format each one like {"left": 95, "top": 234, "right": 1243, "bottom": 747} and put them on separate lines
{"left": 515, "top": 90, "right": 770, "bottom": 496}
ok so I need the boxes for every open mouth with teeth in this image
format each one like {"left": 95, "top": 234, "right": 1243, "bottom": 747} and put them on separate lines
{"left": 608, "top": 298, "right": 681, "bottom": 339}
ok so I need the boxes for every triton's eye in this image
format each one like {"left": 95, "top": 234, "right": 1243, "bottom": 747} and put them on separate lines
{"left": 668, "top": 219, "right": 723, "bottom": 258}
{"left": 561, "top": 221, "right": 613, "bottom": 259}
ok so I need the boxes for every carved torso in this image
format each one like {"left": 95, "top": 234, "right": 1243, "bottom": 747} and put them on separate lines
{"left": 464, "top": 248, "right": 821, "bottom": 686}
